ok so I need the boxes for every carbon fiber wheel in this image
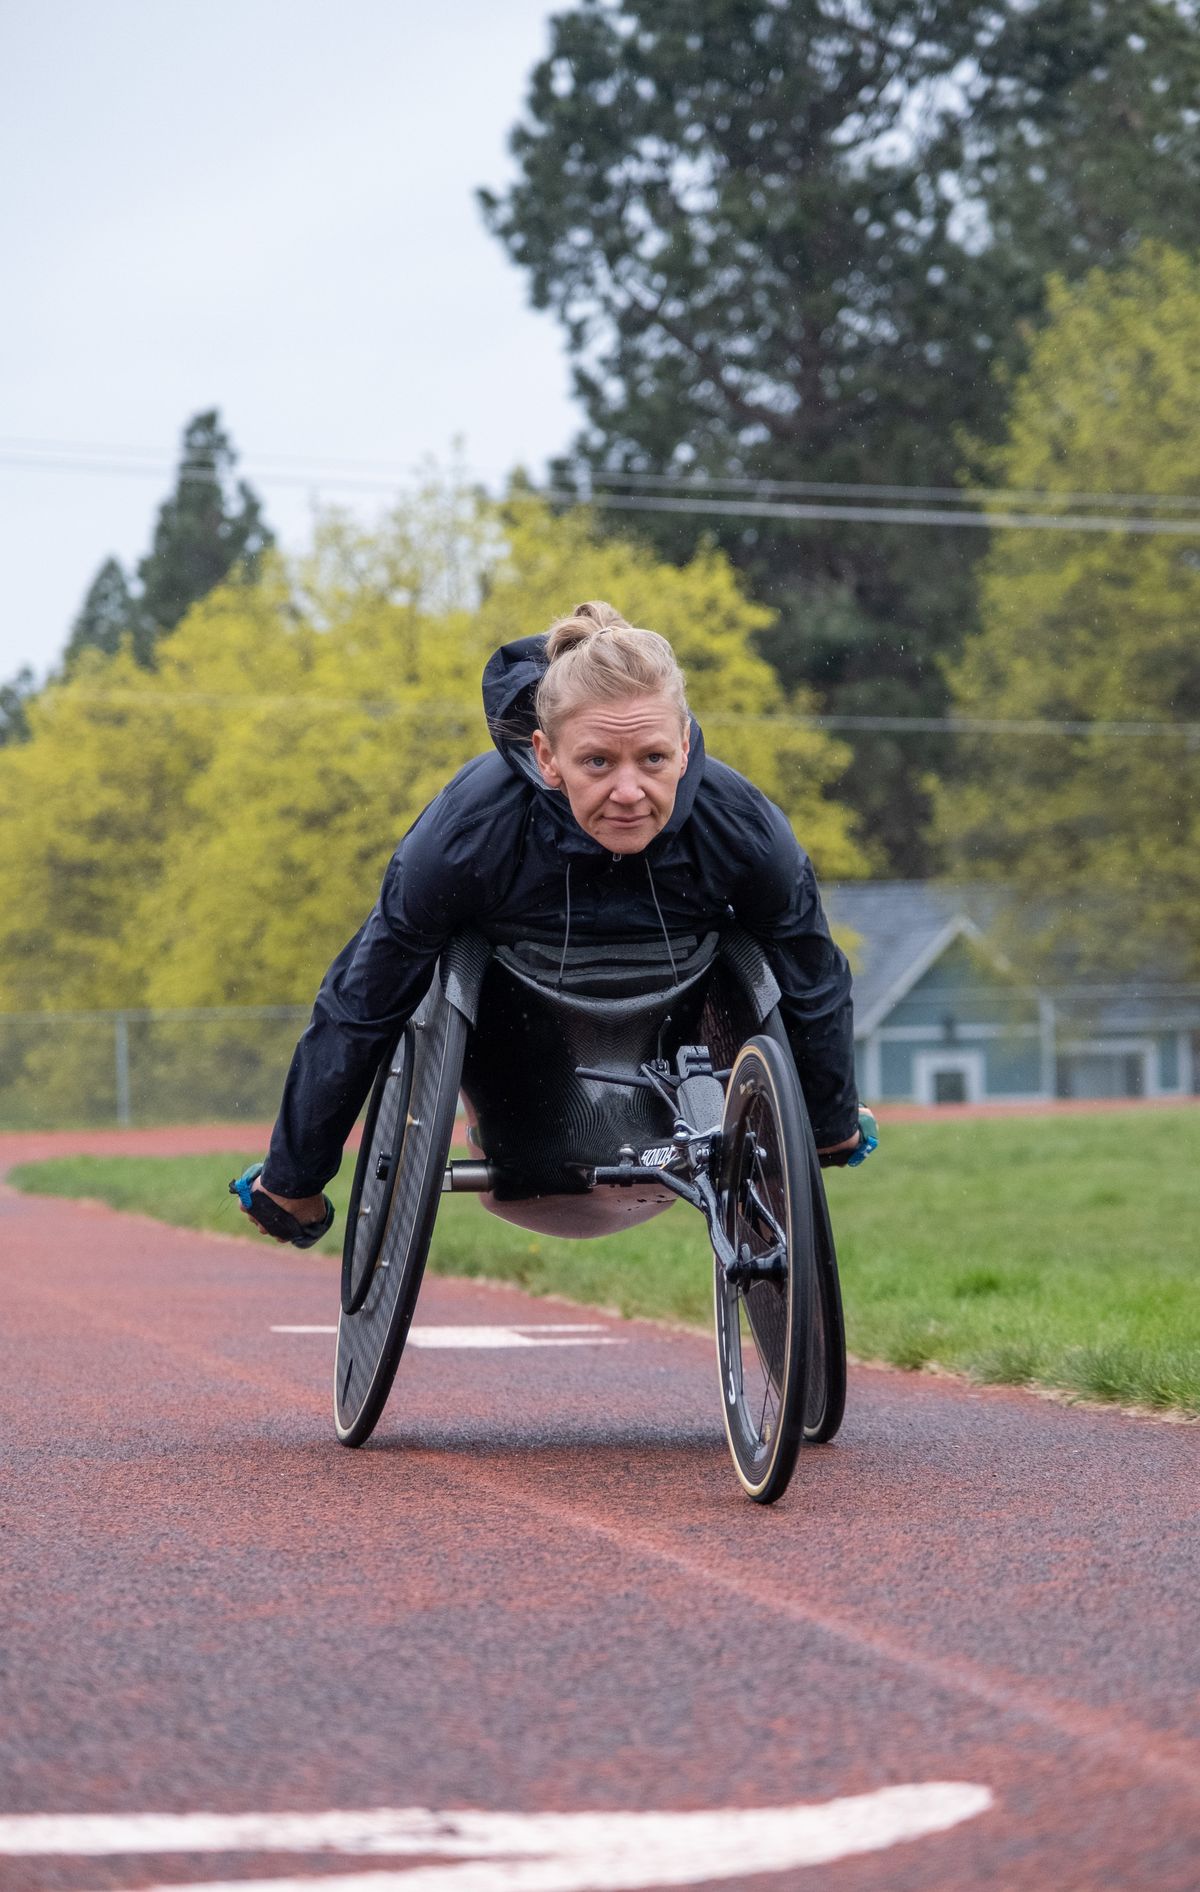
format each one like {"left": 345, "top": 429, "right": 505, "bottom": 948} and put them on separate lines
{"left": 714, "top": 1035, "right": 815, "bottom": 1504}
{"left": 341, "top": 1024, "right": 415, "bottom": 1316}
{"left": 749, "top": 1011, "right": 846, "bottom": 1446}
{"left": 803, "top": 1184, "right": 847, "bottom": 1445}
{"left": 334, "top": 980, "right": 466, "bottom": 1447}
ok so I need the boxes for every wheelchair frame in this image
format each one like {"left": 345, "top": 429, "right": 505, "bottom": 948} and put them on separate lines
{"left": 333, "top": 928, "right": 846, "bottom": 1504}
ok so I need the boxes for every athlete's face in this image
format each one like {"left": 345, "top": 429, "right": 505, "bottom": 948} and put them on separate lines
{"left": 531, "top": 693, "right": 690, "bottom": 853}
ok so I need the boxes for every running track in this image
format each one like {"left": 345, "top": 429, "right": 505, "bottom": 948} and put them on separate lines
{"left": 2, "top": 1131, "right": 1198, "bottom": 1891}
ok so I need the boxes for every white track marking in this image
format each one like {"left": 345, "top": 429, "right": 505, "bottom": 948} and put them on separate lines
{"left": 408, "top": 1325, "right": 624, "bottom": 1349}
{"left": 270, "top": 1324, "right": 625, "bottom": 1349}
{"left": 0, "top": 1785, "right": 992, "bottom": 1890}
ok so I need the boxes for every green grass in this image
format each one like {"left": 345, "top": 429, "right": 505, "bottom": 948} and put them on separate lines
{"left": 11, "top": 1108, "right": 1200, "bottom": 1414}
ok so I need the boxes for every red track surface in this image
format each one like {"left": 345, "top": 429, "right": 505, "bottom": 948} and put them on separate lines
{"left": 0, "top": 1125, "right": 277, "bottom": 1168}
{"left": 2, "top": 1155, "right": 1199, "bottom": 1890}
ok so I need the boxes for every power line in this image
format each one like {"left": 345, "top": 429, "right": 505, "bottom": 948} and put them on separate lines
{"left": 51, "top": 688, "right": 1200, "bottom": 741}
{"left": 561, "top": 470, "right": 1200, "bottom": 512}
{"left": 6, "top": 433, "right": 1200, "bottom": 509}
{"left": 5, "top": 438, "right": 1200, "bottom": 534}
{"left": 542, "top": 487, "right": 1200, "bottom": 537}
{"left": 0, "top": 435, "right": 448, "bottom": 478}
{"left": 0, "top": 448, "right": 432, "bottom": 498}
{"left": 708, "top": 712, "right": 1200, "bottom": 739}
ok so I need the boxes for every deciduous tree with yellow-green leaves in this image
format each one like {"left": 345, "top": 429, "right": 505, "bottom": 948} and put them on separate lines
{"left": 935, "top": 243, "right": 1200, "bottom": 978}
{"left": 0, "top": 494, "right": 863, "bottom": 1050}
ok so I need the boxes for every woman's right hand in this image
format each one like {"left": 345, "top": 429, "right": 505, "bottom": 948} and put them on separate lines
{"left": 251, "top": 1177, "right": 329, "bottom": 1227}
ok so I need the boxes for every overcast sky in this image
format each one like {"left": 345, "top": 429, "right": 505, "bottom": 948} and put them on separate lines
{"left": 0, "top": 0, "right": 578, "bottom": 681}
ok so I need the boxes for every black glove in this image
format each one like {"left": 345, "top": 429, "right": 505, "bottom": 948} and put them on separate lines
{"left": 229, "top": 1162, "right": 335, "bottom": 1248}
{"left": 818, "top": 1107, "right": 880, "bottom": 1169}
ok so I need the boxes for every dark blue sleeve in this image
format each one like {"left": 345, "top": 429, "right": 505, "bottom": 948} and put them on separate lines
{"left": 730, "top": 799, "right": 860, "bottom": 1147}
{"left": 262, "top": 798, "right": 482, "bottom": 1196}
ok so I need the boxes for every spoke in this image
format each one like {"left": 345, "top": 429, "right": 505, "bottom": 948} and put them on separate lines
{"left": 756, "top": 1356, "right": 774, "bottom": 1445}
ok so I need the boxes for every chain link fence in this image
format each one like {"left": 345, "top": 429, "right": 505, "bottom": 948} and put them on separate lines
{"left": 2, "top": 991, "right": 1197, "bottom": 1131}
{"left": 0, "top": 1006, "right": 311, "bottom": 1130}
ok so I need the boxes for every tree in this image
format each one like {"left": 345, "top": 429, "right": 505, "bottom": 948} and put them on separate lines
{"left": 136, "top": 409, "right": 273, "bottom": 647}
{"left": 481, "top": 0, "right": 1200, "bottom": 871}
{"left": 0, "top": 668, "right": 35, "bottom": 748}
{"left": 60, "top": 410, "right": 274, "bottom": 679}
{"left": 63, "top": 557, "right": 143, "bottom": 671}
{"left": 0, "top": 645, "right": 214, "bottom": 1015}
{"left": 138, "top": 492, "right": 865, "bottom": 1013}
{"left": 0, "top": 483, "right": 863, "bottom": 1031}
{"left": 933, "top": 243, "right": 1200, "bottom": 978}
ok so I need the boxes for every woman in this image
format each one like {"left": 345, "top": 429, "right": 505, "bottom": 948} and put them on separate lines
{"left": 239, "top": 602, "right": 870, "bottom": 1245}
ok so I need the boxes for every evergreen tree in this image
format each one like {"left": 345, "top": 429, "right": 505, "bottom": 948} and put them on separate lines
{"left": 481, "top": 0, "right": 1200, "bottom": 872}
{"left": 0, "top": 668, "right": 34, "bottom": 748}
{"left": 137, "top": 409, "right": 273, "bottom": 646}
{"left": 63, "top": 557, "right": 144, "bottom": 671}
{"left": 60, "top": 411, "right": 272, "bottom": 674}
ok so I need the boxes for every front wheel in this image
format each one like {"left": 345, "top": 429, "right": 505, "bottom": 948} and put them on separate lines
{"left": 713, "top": 1035, "right": 817, "bottom": 1504}
{"left": 334, "top": 986, "right": 466, "bottom": 1447}
{"left": 757, "top": 1009, "right": 846, "bottom": 1445}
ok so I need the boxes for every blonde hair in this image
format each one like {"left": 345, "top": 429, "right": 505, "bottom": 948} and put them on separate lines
{"left": 534, "top": 600, "right": 689, "bottom": 744}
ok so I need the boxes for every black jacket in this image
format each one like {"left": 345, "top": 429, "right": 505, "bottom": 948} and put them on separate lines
{"left": 264, "top": 635, "right": 859, "bottom": 1194}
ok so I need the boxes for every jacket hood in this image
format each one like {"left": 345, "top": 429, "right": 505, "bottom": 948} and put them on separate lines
{"left": 481, "top": 632, "right": 705, "bottom": 847}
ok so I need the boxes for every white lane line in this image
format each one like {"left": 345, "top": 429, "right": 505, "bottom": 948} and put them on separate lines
{"left": 270, "top": 1324, "right": 626, "bottom": 1349}
{"left": 0, "top": 1785, "right": 994, "bottom": 1889}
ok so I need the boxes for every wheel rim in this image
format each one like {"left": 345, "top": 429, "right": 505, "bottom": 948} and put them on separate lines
{"left": 803, "top": 1264, "right": 828, "bottom": 1437}
{"left": 735, "top": 1101, "right": 791, "bottom": 1461}
{"left": 341, "top": 1025, "right": 414, "bottom": 1316}
{"left": 716, "top": 1052, "right": 804, "bottom": 1496}
{"left": 334, "top": 995, "right": 464, "bottom": 1443}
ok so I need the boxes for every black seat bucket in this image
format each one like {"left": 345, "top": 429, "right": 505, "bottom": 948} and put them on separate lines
{"left": 460, "top": 928, "right": 780, "bottom": 1238}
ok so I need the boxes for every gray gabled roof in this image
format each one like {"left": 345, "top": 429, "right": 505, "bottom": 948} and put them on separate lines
{"left": 823, "top": 881, "right": 1009, "bottom": 1036}
{"left": 822, "top": 880, "right": 1200, "bottom": 1035}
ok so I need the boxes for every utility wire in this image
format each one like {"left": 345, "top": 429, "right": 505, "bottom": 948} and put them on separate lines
{"left": 6, "top": 434, "right": 1200, "bottom": 509}
{"left": 542, "top": 488, "right": 1200, "bottom": 537}
{"left": 5, "top": 439, "right": 1200, "bottom": 534}
{"left": 52, "top": 688, "right": 1200, "bottom": 742}
{"left": 558, "top": 471, "right": 1200, "bottom": 512}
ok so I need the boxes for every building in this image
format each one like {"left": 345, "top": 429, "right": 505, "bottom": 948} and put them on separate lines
{"left": 825, "top": 882, "right": 1199, "bottom": 1106}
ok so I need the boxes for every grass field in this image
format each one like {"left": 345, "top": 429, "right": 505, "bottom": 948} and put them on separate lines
{"left": 11, "top": 1108, "right": 1200, "bottom": 1414}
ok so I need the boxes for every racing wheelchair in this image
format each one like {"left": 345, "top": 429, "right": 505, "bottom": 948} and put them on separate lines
{"left": 335, "top": 926, "right": 847, "bottom": 1504}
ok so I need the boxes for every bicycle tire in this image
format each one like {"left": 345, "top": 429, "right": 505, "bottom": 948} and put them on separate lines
{"left": 714, "top": 1034, "right": 814, "bottom": 1504}
{"left": 334, "top": 982, "right": 466, "bottom": 1447}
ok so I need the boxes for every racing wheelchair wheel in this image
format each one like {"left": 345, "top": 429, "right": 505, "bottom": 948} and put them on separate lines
{"left": 802, "top": 1171, "right": 847, "bottom": 1445}
{"left": 754, "top": 1015, "right": 846, "bottom": 1445}
{"left": 714, "top": 1034, "right": 817, "bottom": 1503}
{"left": 334, "top": 980, "right": 467, "bottom": 1447}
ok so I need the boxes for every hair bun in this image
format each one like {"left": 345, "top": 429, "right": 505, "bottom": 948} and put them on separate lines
{"left": 545, "top": 599, "right": 631, "bottom": 663}
{"left": 535, "top": 600, "right": 689, "bottom": 742}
